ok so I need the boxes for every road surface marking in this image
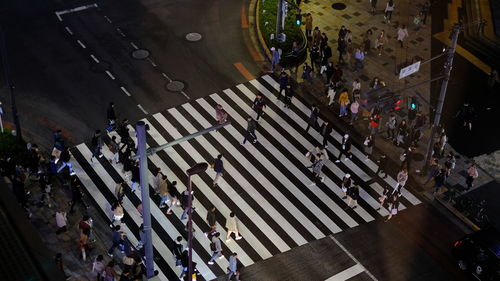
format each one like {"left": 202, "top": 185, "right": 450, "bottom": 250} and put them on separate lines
{"left": 65, "top": 26, "right": 73, "bottom": 35}
{"left": 120, "top": 86, "right": 131, "bottom": 96}
{"left": 180, "top": 91, "right": 190, "bottom": 99}
{"left": 116, "top": 28, "right": 126, "bottom": 37}
{"left": 329, "top": 236, "right": 378, "bottom": 281}
{"left": 90, "top": 54, "right": 100, "bottom": 63}
{"left": 76, "top": 40, "right": 86, "bottom": 49}
{"left": 161, "top": 73, "right": 172, "bottom": 81}
{"left": 55, "top": 14, "right": 63, "bottom": 21}
{"left": 137, "top": 104, "right": 148, "bottom": 114}
{"left": 105, "top": 70, "right": 115, "bottom": 80}
{"left": 147, "top": 57, "right": 157, "bottom": 67}
{"left": 55, "top": 4, "right": 98, "bottom": 16}
{"left": 324, "top": 264, "right": 365, "bottom": 281}
{"left": 103, "top": 15, "right": 112, "bottom": 23}
{"left": 130, "top": 42, "right": 139, "bottom": 50}
{"left": 241, "top": 5, "right": 249, "bottom": 28}
{"left": 233, "top": 62, "right": 254, "bottom": 80}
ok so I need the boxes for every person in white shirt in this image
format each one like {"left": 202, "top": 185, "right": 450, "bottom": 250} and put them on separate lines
{"left": 397, "top": 24, "right": 409, "bottom": 48}
{"left": 226, "top": 212, "right": 242, "bottom": 242}
{"left": 384, "top": 0, "right": 395, "bottom": 23}
{"left": 55, "top": 209, "right": 67, "bottom": 234}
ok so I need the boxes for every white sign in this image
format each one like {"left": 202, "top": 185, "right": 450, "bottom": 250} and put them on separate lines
{"left": 399, "top": 61, "right": 421, "bottom": 79}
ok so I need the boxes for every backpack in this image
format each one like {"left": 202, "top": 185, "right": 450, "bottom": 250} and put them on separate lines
{"left": 210, "top": 242, "right": 216, "bottom": 251}
{"left": 173, "top": 243, "right": 183, "bottom": 259}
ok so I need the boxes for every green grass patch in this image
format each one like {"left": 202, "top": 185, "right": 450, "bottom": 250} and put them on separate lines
{"left": 258, "top": 0, "right": 305, "bottom": 66}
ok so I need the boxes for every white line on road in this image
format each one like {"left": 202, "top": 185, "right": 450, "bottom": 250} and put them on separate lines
{"left": 120, "top": 86, "right": 131, "bottom": 96}
{"left": 105, "top": 70, "right": 115, "bottom": 80}
{"left": 161, "top": 73, "right": 172, "bottom": 81}
{"left": 65, "top": 26, "right": 73, "bottom": 35}
{"left": 90, "top": 54, "right": 100, "bottom": 63}
{"left": 76, "top": 40, "right": 86, "bottom": 49}
{"left": 324, "top": 264, "right": 365, "bottom": 281}
{"left": 130, "top": 42, "right": 139, "bottom": 49}
{"left": 103, "top": 15, "right": 112, "bottom": 23}
{"left": 116, "top": 28, "right": 126, "bottom": 37}
{"left": 55, "top": 4, "right": 98, "bottom": 16}
{"left": 137, "top": 104, "right": 149, "bottom": 114}
{"left": 55, "top": 13, "right": 63, "bottom": 21}
{"left": 329, "top": 236, "right": 378, "bottom": 281}
{"left": 180, "top": 91, "right": 190, "bottom": 99}
{"left": 147, "top": 58, "right": 157, "bottom": 67}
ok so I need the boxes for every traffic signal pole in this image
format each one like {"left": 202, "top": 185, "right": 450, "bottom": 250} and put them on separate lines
{"left": 422, "top": 24, "right": 460, "bottom": 175}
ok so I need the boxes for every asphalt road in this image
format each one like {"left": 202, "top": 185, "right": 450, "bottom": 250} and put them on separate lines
{"left": 0, "top": 0, "right": 263, "bottom": 149}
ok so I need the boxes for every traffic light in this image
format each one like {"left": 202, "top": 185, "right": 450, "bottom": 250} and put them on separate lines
{"left": 296, "top": 13, "right": 302, "bottom": 25}
{"left": 394, "top": 98, "right": 403, "bottom": 110}
{"left": 409, "top": 96, "right": 418, "bottom": 110}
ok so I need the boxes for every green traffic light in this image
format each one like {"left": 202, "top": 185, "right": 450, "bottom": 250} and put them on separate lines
{"left": 296, "top": 20, "right": 301, "bottom": 25}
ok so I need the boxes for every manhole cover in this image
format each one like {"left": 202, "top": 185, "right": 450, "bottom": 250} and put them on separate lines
{"left": 131, "top": 49, "right": 150, "bottom": 60}
{"left": 332, "top": 3, "right": 347, "bottom": 10}
{"left": 165, "top": 80, "right": 185, "bottom": 92}
{"left": 89, "top": 61, "right": 111, "bottom": 73}
{"left": 185, "top": 32, "right": 202, "bottom": 42}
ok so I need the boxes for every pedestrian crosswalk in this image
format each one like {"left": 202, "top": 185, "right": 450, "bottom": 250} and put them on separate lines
{"left": 70, "top": 74, "right": 422, "bottom": 280}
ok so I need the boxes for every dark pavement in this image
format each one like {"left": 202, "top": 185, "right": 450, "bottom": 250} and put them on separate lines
{"left": 216, "top": 203, "right": 468, "bottom": 281}
{"left": 0, "top": 0, "right": 263, "bottom": 150}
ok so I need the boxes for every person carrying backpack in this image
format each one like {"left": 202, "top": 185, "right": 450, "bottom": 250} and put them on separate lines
{"left": 208, "top": 232, "right": 223, "bottom": 265}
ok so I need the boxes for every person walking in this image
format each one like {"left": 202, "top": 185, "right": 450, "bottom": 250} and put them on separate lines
{"left": 384, "top": 0, "right": 395, "bottom": 23}
{"left": 278, "top": 72, "right": 289, "bottom": 100}
{"left": 69, "top": 176, "right": 88, "bottom": 213}
{"left": 107, "top": 225, "right": 125, "bottom": 257}
{"left": 363, "top": 135, "right": 375, "bottom": 159}
{"left": 386, "top": 114, "right": 397, "bottom": 140}
{"left": 362, "top": 29, "right": 373, "bottom": 54}
{"left": 284, "top": 84, "right": 293, "bottom": 108}
{"left": 338, "top": 89, "right": 350, "bottom": 117}
{"left": 130, "top": 161, "right": 140, "bottom": 192}
{"left": 104, "top": 261, "right": 117, "bottom": 281}
{"left": 215, "top": 104, "right": 228, "bottom": 124}
{"left": 340, "top": 174, "right": 352, "bottom": 199}
{"left": 319, "top": 121, "right": 333, "bottom": 147}
{"left": 345, "top": 184, "right": 360, "bottom": 209}
{"left": 396, "top": 24, "right": 409, "bottom": 48}
{"left": 353, "top": 48, "right": 365, "bottom": 72}
{"left": 376, "top": 154, "right": 388, "bottom": 178}
{"left": 158, "top": 175, "right": 170, "bottom": 208}
{"left": 375, "top": 30, "right": 386, "bottom": 56}
{"left": 306, "top": 145, "right": 329, "bottom": 162}
{"left": 465, "top": 163, "right": 479, "bottom": 190}
{"left": 376, "top": 185, "right": 392, "bottom": 210}
{"left": 110, "top": 201, "right": 124, "bottom": 228}
{"left": 385, "top": 194, "right": 400, "bottom": 221}
{"left": 55, "top": 208, "right": 68, "bottom": 234}
{"left": 172, "top": 236, "right": 184, "bottom": 267}
{"left": 370, "top": 0, "right": 378, "bottom": 14}
{"left": 326, "top": 82, "right": 337, "bottom": 107}
{"left": 433, "top": 168, "right": 447, "bottom": 195}
{"left": 207, "top": 232, "right": 224, "bottom": 265}
{"left": 242, "top": 116, "right": 258, "bottom": 144}
{"left": 108, "top": 136, "right": 120, "bottom": 164}
{"left": 312, "top": 27, "right": 321, "bottom": 46}
{"left": 114, "top": 179, "right": 125, "bottom": 203}
{"left": 336, "top": 134, "right": 352, "bottom": 162}
{"left": 227, "top": 253, "right": 240, "bottom": 281}
{"left": 302, "top": 62, "right": 313, "bottom": 82}
{"left": 396, "top": 168, "right": 408, "bottom": 191}
{"left": 212, "top": 154, "right": 224, "bottom": 187}
{"left": 349, "top": 99, "right": 359, "bottom": 125}
{"left": 305, "top": 104, "right": 319, "bottom": 132}
{"left": 308, "top": 153, "right": 325, "bottom": 185}
{"left": 107, "top": 102, "right": 117, "bottom": 131}
{"left": 166, "top": 181, "right": 180, "bottom": 215}
{"left": 309, "top": 44, "right": 320, "bottom": 72}
{"left": 253, "top": 94, "right": 267, "bottom": 120}
{"left": 226, "top": 212, "right": 242, "bottom": 241}
{"left": 305, "top": 13, "right": 313, "bottom": 38}
{"left": 52, "top": 129, "right": 64, "bottom": 160}
{"left": 270, "top": 47, "right": 281, "bottom": 72}
{"left": 180, "top": 189, "right": 194, "bottom": 220}
{"left": 424, "top": 158, "right": 439, "bottom": 185}
{"left": 90, "top": 129, "right": 104, "bottom": 162}
{"left": 206, "top": 205, "right": 217, "bottom": 234}
{"left": 92, "top": 255, "right": 106, "bottom": 281}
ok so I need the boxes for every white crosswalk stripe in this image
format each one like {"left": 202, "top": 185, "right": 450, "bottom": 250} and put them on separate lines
{"left": 69, "top": 74, "right": 422, "bottom": 280}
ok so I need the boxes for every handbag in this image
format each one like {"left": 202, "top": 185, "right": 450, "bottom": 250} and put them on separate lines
{"left": 363, "top": 138, "right": 369, "bottom": 146}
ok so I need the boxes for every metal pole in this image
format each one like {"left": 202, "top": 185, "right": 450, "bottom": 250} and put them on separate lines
{"left": 187, "top": 175, "right": 193, "bottom": 281}
{"left": 0, "top": 27, "right": 22, "bottom": 140}
{"left": 423, "top": 24, "right": 460, "bottom": 175}
{"left": 276, "top": 0, "right": 284, "bottom": 41}
{"left": 135, "top": 121, "right": 155, "bottom": 278}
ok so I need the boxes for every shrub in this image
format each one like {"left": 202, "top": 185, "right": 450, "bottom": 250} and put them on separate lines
{"left": 0, "top": 130, "right": 31, "bottom": 166}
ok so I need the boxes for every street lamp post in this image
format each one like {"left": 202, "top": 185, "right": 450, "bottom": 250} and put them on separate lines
{"left": 186, "top": 163, "right": 209, "bottom": 281}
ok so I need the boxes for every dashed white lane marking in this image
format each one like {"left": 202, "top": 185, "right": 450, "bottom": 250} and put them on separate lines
{"left": 324, "top": 264, "right": 365, "bottom": 281}
{"left": 56, "top": 14, "right": 63, "bottom": 21}
{"left": 55, "top": 4, "right": 98, "bottom": 16}
{"left": 104, "top": 15, "right": 112, "bottom": 23}
{"left": 147, "top": 58, "right": 157, "bottom": 67}
{"left": 120, "top": 86, "right": 131, "bottom": 96}
{"left": 329, "top": 236, "right": 378, "bottom": 281}
{"left": 137, "top": 104, "right": 149, "bottom": 114}
{"left": 130, "top": 42, "right": 139, "bottom": 50}
{"left": 116, "top": 28, "right": 126, "bottom": 37}
{"left": 161, "top": 73, "right": 172, "bottom": 82}
{"left": 77, "top": 40, "right": 86, "bottom": 49}
{"left": 90, "top": 54, "right": 100, "bottom": 63}
{"left": 65, "top": 26, "right": 73, "bottom": 35}
{"left": 180, "top": 91, "right": 190, "bottom": 99}
{"left": 105, "top": 70, "right": 115, "bottom": 80}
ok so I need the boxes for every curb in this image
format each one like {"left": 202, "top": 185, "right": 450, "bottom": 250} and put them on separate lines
{"left": 249, "top": 0, "right": 271, "bottom": 62}
{"left": 432, "top": 193, "right": 481, "bottom": 231}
